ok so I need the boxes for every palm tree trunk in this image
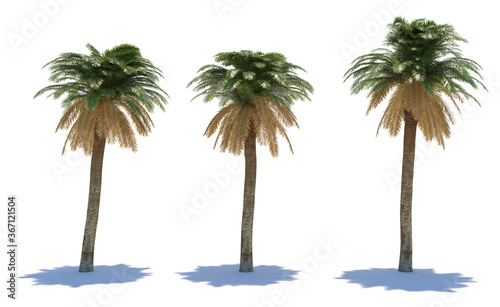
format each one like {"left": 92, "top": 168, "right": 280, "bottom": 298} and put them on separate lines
{"left": 239, "top": 126, "right": 257, "bottom": 272}
{"left": 79, "top": 131, "right": 106, "bottom": 272}
{"left": 398, "top": 111, "right": 417, "bottom": 272}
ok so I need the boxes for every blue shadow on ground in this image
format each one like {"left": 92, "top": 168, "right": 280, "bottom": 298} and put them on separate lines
{"left": 177, "top": 264, "right": 299, "bottom": 287}
{"left": 20, "top": 264, "right": 151, "bottom": 288}
{"left": 335, "top": 268, "right": 475, "bottom": 292}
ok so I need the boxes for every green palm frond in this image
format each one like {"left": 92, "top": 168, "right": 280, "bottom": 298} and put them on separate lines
{"left": 344, "top": 17, "right": 486, "bottom": 148}
{"left": 189, "top": 50, "right": 313, "bottom": 156}
{"left": 188, "top": 50, "right": 313, "bottom": 107}
{"left": 35, "top": 43, "right": 169, "bottom": 155}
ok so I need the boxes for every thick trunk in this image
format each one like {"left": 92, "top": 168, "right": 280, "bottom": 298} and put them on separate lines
{"left": 398, "top": 111, "right": 417, "bottom": 272}
{"left": 79, "top": 132, "right": 106, "bottom": 272}
{"left": 239, "top": 127, "right": 257, "bottom": 272}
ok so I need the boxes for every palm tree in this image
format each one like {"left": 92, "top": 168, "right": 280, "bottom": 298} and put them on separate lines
{"left": 35, "top": 43, "right": 168, "bottom": 272}
{"left": 188, "top": 50, "right": 313, "bottom": 272}
{"left": 344, "top": 17, "right": 486, "bottom": 272}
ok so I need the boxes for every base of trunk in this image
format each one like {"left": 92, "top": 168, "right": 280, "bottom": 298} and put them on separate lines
{"left": 79, "top": 252, "right": 94, "bottom": 272}
{"left": 239, "top": 253, "right": 253, "bottom": 272}
{"left": 398, "top": 251, "right": 413, "bottom": 272}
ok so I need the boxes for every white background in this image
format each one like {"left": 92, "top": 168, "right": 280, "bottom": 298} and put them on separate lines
{"left": 1, "top": 0, "right": 499, "bottom": 306}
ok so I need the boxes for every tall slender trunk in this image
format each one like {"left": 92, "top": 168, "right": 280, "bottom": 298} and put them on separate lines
{"left": 398, "top": 111, "right": 417, "bottom": 272}
{"left": 239, "top": 125, "right": 257, "bottom": 272}
{"left": 79, "top": 131, "right": 106, "bottom": 272}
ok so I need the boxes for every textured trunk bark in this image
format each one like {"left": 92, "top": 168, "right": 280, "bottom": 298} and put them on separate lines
{"left": 79, "top": 131, "right": 106, "bottom": 272}
{"left": 398, "top": 111, "right": 417, "bottom": 272}
{"left": 239, "top": 126, "right": 257, "bottom": 272}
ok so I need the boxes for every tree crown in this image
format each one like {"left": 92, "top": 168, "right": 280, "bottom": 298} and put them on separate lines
{"left": 34, "top": 43, "right": 169, "bottom": 154}
{"left": 188, "top": 50, "right": 314, "bottom": 156}
{"left": 344, "top": 17, "right": 486, "bottom": 147}
{"left": 188, "top": 50, "right": 313, "bottom": 107}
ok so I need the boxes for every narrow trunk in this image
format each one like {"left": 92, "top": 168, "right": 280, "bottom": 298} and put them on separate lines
{"left": 398, "top": 111, "right": 417, "bottom": 272}
{"left": 79, "top": 132, "right": 106, "bottom": 272}
{"left": 239, "top": 126, "right": 257, "bottom": 272}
